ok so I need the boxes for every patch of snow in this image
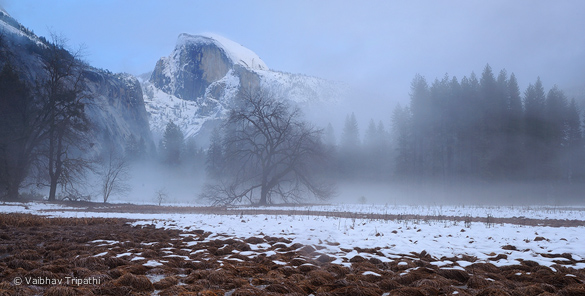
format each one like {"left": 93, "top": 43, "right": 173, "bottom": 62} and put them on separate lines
{"left": 143, "top": 260, "right": 163, "bottom": 267}
{"left": 177, "top": 33, "right": 268, "bottom": 71}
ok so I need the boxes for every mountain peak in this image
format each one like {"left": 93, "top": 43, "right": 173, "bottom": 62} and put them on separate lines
{"left": 176, "top": 33, "right": 268, "bottom": 71}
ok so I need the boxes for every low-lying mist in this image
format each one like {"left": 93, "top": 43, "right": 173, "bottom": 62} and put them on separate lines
{"left": 101, "top": 161, "right": 585, "bottom": 206}
{"left": 333, "top": 180, "right": 585, "bottom": 206}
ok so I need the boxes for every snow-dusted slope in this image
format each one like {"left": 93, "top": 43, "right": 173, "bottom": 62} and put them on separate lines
{"left": 0, "top": 6, "right": 46, "bottom": 47}
{"left": 142, "top": 79, "right": 208, "bottom": 139}
{"left": 145, "top": 33, "right": 345, "bottom": 140}
{"left": 178, "top": 33, "right": 268, "bottom": 71}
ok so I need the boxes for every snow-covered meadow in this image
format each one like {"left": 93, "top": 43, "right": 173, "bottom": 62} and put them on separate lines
{"left": 2, "top": 201, "right": 584, "bottom": 270}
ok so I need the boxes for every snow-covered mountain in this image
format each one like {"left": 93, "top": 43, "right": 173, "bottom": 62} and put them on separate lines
{"left": 144, "top": 33, "right": 345, "bottom": 141}
{"left": 0, "top": 8, "right": 154, "bottom": 155}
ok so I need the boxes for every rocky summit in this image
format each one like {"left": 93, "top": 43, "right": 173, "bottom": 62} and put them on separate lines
{"left": 143, "top": 33, "right": 345, "bottom": 141}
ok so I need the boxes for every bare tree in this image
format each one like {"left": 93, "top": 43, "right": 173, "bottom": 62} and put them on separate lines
{"left": 200, "top": 87, "right": 335, "bottom": 206}
{"left": 0, "top": 33, "right": 90, "bottom": 201}
{"left": 38, "top": 33, "right": 91, "bottom": 201}
{"left": 98, "top": 148, "right": 130, "bottom": 203}
{"left": 154, "top": 188, "right": 168, "bottom": 206}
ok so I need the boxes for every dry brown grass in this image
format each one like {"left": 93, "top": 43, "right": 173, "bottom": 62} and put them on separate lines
{"left": 153, "top": 275, "right": 179, "bottom": 290}
{"left": 44, "top": 286, "right": 77, "bottom": 296}
{"left": 114, "top": 273, "right": 154, "bottom": 292}
{"left": 1, "top": 212, "right": 584, "bottom": 295}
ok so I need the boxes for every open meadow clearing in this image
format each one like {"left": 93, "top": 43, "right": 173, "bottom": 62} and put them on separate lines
{"left": 0, "top": 202, "right": 584, "bottom": 295}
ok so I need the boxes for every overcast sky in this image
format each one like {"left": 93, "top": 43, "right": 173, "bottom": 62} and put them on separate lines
{"left": 2, "top": 0, "right": 585, "bottom": 110}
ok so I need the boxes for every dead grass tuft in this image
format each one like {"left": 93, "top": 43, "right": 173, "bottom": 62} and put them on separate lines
{"left": 307, "top": 269, "right": 335, "bottom": 285}
{"left": 437, "top": 268, "right": 470, "bottom": 283}
{"left": 115, "top": 273, "right": 154, "bottom": 292}
{"left": 153, "top": 276, "right": 179, "bottom": 290}
{"left": 467, "top": 275, "right": 491, "bottom": 289}
{"left": 184, "top": 270, "right": 211, "bottom": 284}
{"left": 378, "top": 279, "right": 401, "bottom": 291}
{"left": 26, "top": 269, "right": 59, "bottom": 280}
{"left": 265, "top": 283, "right": 291, "bottom": 293}
{"left": 6, "top": 258, "right": 40, "bottom": 271}
{"left": 44, "top": 286, "right": 77, "bottom": 296}
{"left": 326, "top": 264, "right": 350, "bottom": 278}
{"left": 207, "top": 269, "right": 233, "bottom": 285}
{"left": 158, "top": 285, "right": 189, "bottom": 296}
{"left": 73, "top": 256, "right": 106, "bottom": 270}
{"left": 413, "top": 277, "right": 454, "bottom": 289}
{"left": 231, "top": 286, "right": 264, "bottom": 296}
{"left": 558, "top": 284, "right": 585, "bottom": 296}
{"left": 329, "top": 285, "right": 383, "bottom": 296}
{"left": 394, "top": 267, "right": 436, "bottom": 286}
{"left": 104, "top": 256, "right": 129, "bottom": 268}
{"left": 14, "top": 249, "right": 41, "bottom": 260}
{"left": 0, "top": 213, "right": 127, "bottom": 227}
{"left": 387, "top": 287, "right": 426, "bottom": 296}
{"left": 244, "top": 237, "right": 265, "bottom": 244}
{"left": 197, "top": 290, "right": 225, "bottom": 296}
{"left": 467, "top": 262, "right": 500, "bottom": 274}
{"left": 476, "top": 287, "right": 512, "bottom": 296}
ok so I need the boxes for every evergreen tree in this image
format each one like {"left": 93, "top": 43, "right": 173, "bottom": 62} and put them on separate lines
{"left": 364, "top": 119, "right": 378, "bottom": 150}
{"left": 565, "top": 99, "right": 584, "bottom": 181}
{"left": 363, "top": 119, "right": 390, "bottom": 179}
{"left": 341, "top": 113, "right": 360, "bottom": 151}
{"left": 324, "top": 123, "right": 337, "bottom": 149}
{"left": 523, "top": 77, "right": 547, "bottom": 179}
{"left": 409, "top": 75, "right": 430, "bottom": 176}
{"left": 161, "top": 121, "right": 184, "bottom": 165}
{"left": 544, "top": 85, "right": 569, "bottom": 179}
{"left": 502, "top": 73, "right": 524, "bottom": 177}
{"left": 391, "top": 104, "right": 413, "bottom": 176}
{"left": 205, "top": 127, "right": 223, "bottom": 178}
{"left": 339, "top": 113, "right": 361, "bottom": 178}
{"left": 457, "top": 74, "right": 481, "bottom": 176}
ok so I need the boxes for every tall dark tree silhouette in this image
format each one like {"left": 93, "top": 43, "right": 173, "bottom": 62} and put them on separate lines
{"left": 523, "top": 77, "right": 547, "bottom": 179}
{"left": 0, "top": 64, "right": 36, "bottom": 200}
{"left": 160, "top": 121, "right": 184, "bottom": 165}
{"left": 39, "top": 34, "right": 91, "bottom": 201}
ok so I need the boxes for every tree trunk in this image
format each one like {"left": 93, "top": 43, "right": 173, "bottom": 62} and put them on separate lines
{"left": 259, "top": 184, "right": 268, "bottom": 206}
{"left": 47, "top": 132, "right": 63, "bottom": 202}
{"left": 48, "top": 177, "right": 58, "bottom": 201}
{"left": 6, "top": 183, "right": 19, "bottom": 201}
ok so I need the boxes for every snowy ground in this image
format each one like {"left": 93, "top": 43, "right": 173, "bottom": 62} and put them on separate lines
{"left": 1, "top": 201, "right": 584, "bottom": 271}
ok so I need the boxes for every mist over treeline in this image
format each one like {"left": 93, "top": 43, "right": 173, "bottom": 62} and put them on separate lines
{"left": 319, "top": 64, "right": 585, "bottom": 204}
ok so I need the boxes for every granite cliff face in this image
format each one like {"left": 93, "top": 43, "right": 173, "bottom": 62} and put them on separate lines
{"left": 83, "top": 71, "right": 153, "bottom": 153}
{"left": 144, "top": 33, "right": 344, "bottom": 142}
{"left": 151, "top": 35, "right": 234, "bottom": 101}
{"left": 0, "top": 8, "right": 153, "bottom": 155}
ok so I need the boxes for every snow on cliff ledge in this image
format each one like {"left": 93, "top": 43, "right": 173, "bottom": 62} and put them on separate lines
{"left": 177, "top": 33, "right": 269, "bottom": 71}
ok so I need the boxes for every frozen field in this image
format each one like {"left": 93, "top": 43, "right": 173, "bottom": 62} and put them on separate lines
{"left": 1, "top": 201, "right": 584, "bottom": 270}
